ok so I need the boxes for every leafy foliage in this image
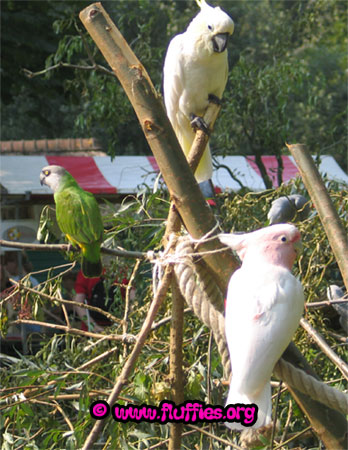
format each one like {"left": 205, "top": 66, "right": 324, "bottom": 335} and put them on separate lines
{"left": 1, "top": 179, "right": 347, "bottom": 449}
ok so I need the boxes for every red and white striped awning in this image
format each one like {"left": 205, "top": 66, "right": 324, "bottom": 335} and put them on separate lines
{"left": 1, "top": 155, "right": 347, "bottom": 195}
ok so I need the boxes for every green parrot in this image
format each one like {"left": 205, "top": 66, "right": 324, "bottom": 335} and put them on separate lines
{"left": 40, "top": 165, "right": 104, "bottom": 278}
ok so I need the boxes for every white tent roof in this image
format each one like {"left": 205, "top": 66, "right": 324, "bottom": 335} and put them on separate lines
{"left": 1, "top": 155, "right": 347, "bottom": 195}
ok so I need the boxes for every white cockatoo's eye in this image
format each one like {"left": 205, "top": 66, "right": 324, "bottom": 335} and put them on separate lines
{"left": 44, "top": 170, "right": 50, "bottom": 176}
{"left": 208, "top": 24, "right": 213, "bottom": 31}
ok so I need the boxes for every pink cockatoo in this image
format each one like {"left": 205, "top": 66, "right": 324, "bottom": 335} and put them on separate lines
{"left": 218, "top": 224, "right": 304, "bottom": 430}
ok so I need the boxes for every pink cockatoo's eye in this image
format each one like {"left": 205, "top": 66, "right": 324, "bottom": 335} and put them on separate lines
{"left": 281, "top": 236, "right": 287, "bottom": 242}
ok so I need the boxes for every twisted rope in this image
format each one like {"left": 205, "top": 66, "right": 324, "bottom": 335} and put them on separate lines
{"left": 274, "top": 358, "right": 348, "bottom": 415}
{"left": 172, "top": 236, "right": 348, "bottom": 416}
{"left": 173, "top": 238, "right": 231, "bottom": 378}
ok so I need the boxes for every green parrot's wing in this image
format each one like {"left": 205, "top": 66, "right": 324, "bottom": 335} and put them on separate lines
{"left": 55, "top": 187, "right": 104, "bottom": 245}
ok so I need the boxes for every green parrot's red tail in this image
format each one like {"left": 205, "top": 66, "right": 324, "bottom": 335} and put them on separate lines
{"left": 82, "top": 257, "right": 102, "bottom": 278}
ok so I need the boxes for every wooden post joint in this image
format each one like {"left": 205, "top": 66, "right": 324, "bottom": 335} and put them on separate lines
{"left": 87, "top": 5, "right": 100, "bottom": 21}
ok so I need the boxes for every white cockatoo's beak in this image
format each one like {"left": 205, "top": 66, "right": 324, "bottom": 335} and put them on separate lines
{"left": 212, "top": 32, "right": 229, "bottom": 53}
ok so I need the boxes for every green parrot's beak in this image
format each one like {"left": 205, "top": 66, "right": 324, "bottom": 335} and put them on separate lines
{"left": 212, "top": 32, "right": 229, "bottom": 53}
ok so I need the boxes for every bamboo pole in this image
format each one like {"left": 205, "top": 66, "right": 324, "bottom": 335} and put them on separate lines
{"left": 79, "top": 3, "right": 238, "bottom": 293}
{"left": 287, "top": 143, "right": 348, "bottom": 291}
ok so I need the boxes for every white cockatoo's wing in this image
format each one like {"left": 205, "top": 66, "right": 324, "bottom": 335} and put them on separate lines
{"left": 163, "top": 34, "right": 185, "bottom": 131}
{"left": 220, "top": 224, "right": 304, "bottom": 430}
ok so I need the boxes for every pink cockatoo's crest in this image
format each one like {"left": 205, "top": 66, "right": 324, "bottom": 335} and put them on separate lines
{"left": 221, "top": 224, "right": 304, "bottom": 430}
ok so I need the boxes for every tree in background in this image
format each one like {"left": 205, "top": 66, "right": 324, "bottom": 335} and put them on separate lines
{"left": 1, "top": 0, "right": 347, "bottom": 182}
{"left": 215, "top": 0, "right": 347, "bottom": 185}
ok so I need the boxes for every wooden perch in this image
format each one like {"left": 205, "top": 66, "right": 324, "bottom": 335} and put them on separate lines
{"left": 164, "top": 101, "right": 221, "bottom": 244}
{"left": 287, "top": 143, "right": 348, "bottom": 291}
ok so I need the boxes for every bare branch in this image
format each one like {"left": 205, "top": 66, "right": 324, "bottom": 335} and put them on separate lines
{"left": 300, "top": 318, "right": 348, "bottom": 380}
{"left": 151, "top": 308, "right": 191, "bottom": 331}
{"left": 13, "top": 318, "right": 135, "bottom": 343}
{"left": 9, "top": 281, "right": 122, "bottom": 325}
{"left": 0, "top": 239, "right": 70, "bottom": 252}
{"left": 187, "top": 425, "right": 244, "bottom": 450}
{"left": 306, "top": 298, "right": 348, "bottom": 309}
{"left": 122, "top": 259, "right": 141, "bottom": 350}
{"left": 22, "top": 61, "right": 114, "bottom": 79}
{"left": 74, "top": 20, "right": 97, "bottom": 65}
{"left": 0, "top": 239, "right": 145, "bottom": 259}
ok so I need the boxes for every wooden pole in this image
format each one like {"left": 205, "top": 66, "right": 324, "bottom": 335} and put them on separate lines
{"left": 79, "top": 3, "right": 238, "bottom": 293}
{"left": 287, "top": 143, "right": 348, "bottom": 291}
{"left": 168, "top": 279, "right": 185, "bottom": 450}
{"left": 164, "top": 99, "right": 222, "bottom": 449}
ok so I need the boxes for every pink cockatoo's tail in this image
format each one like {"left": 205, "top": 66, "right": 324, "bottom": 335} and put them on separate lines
{"left": 219, "top": 224, "right": 304, "bottom": 430}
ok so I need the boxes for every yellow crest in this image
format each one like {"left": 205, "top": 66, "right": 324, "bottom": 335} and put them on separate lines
{"left": 195, "top": 0, "right": 209, "bottom": 10}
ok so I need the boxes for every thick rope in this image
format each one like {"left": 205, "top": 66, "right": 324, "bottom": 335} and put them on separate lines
{"left": 174, "top": 238, "right": 231, "bottom": 378}
{"left": 172, "top": 236, "right": 348, "bottom": 416}
{"left": 274, "top": 358, "right": 348, "bottom": 415}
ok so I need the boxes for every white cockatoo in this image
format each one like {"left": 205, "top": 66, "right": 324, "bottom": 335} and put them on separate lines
{"left": 163, "top": 0, "right": 234, "bottom": 183}
{"left": 218, "top": 224, "right": 304, "bottom": 430}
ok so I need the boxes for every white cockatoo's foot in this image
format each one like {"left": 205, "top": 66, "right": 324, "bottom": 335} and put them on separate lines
{"left": 190, "top": 113, "right": 210, "bottom": 135}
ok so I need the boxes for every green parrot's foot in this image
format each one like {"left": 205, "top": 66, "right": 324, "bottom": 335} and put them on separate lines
{"left": 82, "top": 258, "right": 102, "bottom": 278}
{"left": 208, "top": 94, "right": 222, "bottom": 105}
{"left": 190, "top": 114, "right": 210, "bottom": 135}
